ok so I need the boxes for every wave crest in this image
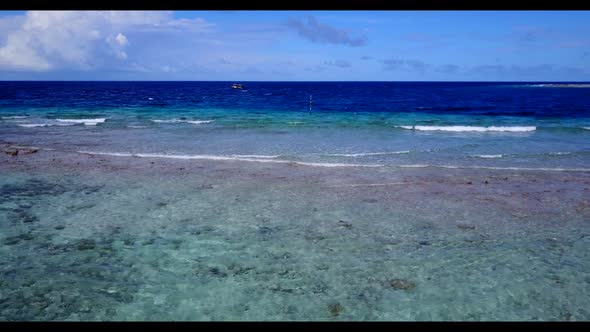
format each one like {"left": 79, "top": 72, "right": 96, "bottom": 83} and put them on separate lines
{"left": 323, "top": 151, "right": 410, "bottom": 157}
{"left": 19, "top": 123, "right": 75, "bottom": 128}
{"left": 77, "top": 151, "right": 383, "bottom": 168}
{"left": 471, "top": 154, "right": 504, "bottom": 159}
{"left": 2, "top": 116, "right": 28, "bottom": 119}
{"left": 56, "top": 118, "right": 106, "bottom": 126}
{"left": 152, "top": 119, "right": 213, "bottom": 125}
{"left": 397, "top": 125, "right": 536, "bottom": 132}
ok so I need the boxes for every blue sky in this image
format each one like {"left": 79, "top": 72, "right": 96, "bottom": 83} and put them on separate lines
{"left": 0, "top": 10, "right": 589, "bottom": 81}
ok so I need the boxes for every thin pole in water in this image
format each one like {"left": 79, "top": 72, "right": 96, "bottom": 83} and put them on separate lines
{"left": 309, "top": 95, "right": 312, "bottom": 114}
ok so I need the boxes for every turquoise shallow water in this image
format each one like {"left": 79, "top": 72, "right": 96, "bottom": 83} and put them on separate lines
{"left": 2, "top": 117, "right": 590, "bottom": 170}
{"left": 1, "top": 152, "right": 589, "bottom": 320}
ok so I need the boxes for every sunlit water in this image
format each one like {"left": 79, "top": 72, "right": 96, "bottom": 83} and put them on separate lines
{"left": 1, "top": 81, "right": 590, "bottom": 320}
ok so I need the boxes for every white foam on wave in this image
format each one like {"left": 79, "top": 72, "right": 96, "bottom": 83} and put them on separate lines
{"left": 583, "top": 127, "right": 590, "bottom": 130}
{"left": 394, "top": 164, "right": 590, "bottom": 172}
{"left": 471, "top": 154, "right": 504, "bottom": 159}
{"left": 128, "top": 125, "right": 148, "bottom": 129}
{"left": 471, "top": 152, "right": 574, "bottom": 158}
{"left": 152, "top": 119, "right": 213, "bottom": 125}
{"left": 396, "top": 164, "right": 431, "bottom": 168}
{"left": 461, "top": 165, "right": 590, "bottom": 172}
{"left": 18, "top": 124, "right": 50, "bottom": 128}
{"left": 324, "top": 151, "right": 410, "bottom": 157}
{"left": 77, "top": 151, "right": 383, "bottom": 168}
{"left": 2, "top": 116, "right": 28, "bottom": 119}
{"left": 397, "top": 125, "right": 536, "bottom": 132}
{"left": 19, "top": 122, "right": 81, "bottom": 127}
{"left": 56, "top": 118, "right": 106, "bottom": 126}
{"left": 230, "top": 154, "right": 280, "bottom": 159}
{"left": 186, "top": 120, "right": 213, "bottom": 125}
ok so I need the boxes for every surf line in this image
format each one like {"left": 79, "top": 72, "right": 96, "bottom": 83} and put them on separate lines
{"left": 321, "top": 182, "right": 411, "bottom": 188}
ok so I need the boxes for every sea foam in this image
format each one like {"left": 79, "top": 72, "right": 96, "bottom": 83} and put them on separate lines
{"left": 230, "top": 154, "right": 280, "bottom": 159}
{"left": 471, "top": 154, "right": 504, "bottom": 159}
{"left": 395, "top": 164, "right": 590, "bottom": 172}
{"left": 56, "top": 118, "right": 106, "bottom": 126}
{"left": 152, "top": 119, "right": 213, "bottom": 125}
{"left": 18, "top": 124, "right": 50, "bottom": 128}
{"left": 77, "top": 151, "right": 383, "bottom": 168}
{"left": 19, "top": 123, "right": 76, "bottom": 127}
{"left": 323, "top": 151, "right": 410, "bottom": 157}
{"left": 398, "top": 125, "right": 536, "bottom": 132}
{"left": 2, "top": 116, "right": 28, "bottom": 119}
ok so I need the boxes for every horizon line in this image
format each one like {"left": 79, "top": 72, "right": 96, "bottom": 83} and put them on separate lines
{"left": 1, "top": 80, "right": 590, "bottom": 83}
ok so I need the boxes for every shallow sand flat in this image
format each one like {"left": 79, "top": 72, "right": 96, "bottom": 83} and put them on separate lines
{"left": 1, "top": 145, "right": 590, "bottom": 320}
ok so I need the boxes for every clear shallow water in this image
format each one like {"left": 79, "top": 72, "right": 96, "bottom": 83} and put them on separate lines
{"left": 1, "top": 81, "right": 590, "bottom": 320}
{"left": 1, "top": 162, "right": 589, "bottom": 321}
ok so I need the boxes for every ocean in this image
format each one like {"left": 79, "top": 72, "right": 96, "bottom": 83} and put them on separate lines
{"left": 1, "top": 81, "right": 590, "bottom": 170}
{"left": 1, "top": 81, "right": 590, "bottom": 320}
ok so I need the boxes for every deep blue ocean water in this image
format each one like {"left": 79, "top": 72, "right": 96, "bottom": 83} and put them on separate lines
{"left": 1, "top": 81, "right": 590, "bottom": 169}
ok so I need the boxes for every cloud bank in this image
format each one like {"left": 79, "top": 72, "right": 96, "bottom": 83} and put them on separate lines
{"left": 286, "top": 15, "right": 368, "bottom": 47}
{"left": 0, "top": 11, "right": 213, "bottom": 71}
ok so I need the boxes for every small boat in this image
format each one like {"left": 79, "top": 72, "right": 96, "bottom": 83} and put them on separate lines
{"left": 231, "top": 83, "right": 244, "bottom": 89}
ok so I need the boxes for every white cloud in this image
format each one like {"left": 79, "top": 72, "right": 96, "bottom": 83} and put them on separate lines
{"left": 115, "top": 33, "right": 128, "bottom": 46}
{"left": 161, "top": 65, "right": 178, "bottom": 73}
{"left": 0, "top": 11, "right": 213, "bottom": 71}
{"left": 106, "top": 32, "right": 129, "bottom": 61}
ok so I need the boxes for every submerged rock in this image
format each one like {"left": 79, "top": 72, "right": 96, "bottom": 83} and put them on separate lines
{"left": 269, "top": 284, "right": 295, "bottom": 293}
{"left": 362, "top": 198, "right": 378, "bottom": 203}
{"left": 67, "top": 203, "right": 95, "bottom": 212}
{"left": 258, "top": 226, "right": 273, "bottom": 235}
{"left": 141, "top": 238, "right": 156, "bottom": 246}
{"left": 2, "top": 232, "right": 34, "bottom": 245}
{"left": 208, "top": 266, "right": 228, "bottom": 277}
{"left": 311, "top": 282, "right": 329, "bottom": 294}
{"left": 20, "top": 233, "right": 34, "bottom": 241}
{"left": 338, "top": 220, "right": 353, "bottom": 229}
{"left": 327, "top": 302, "right": 344, "bottom": 318}
{"left": 121, "top": 236, "right": 135, "bottom": 246}
{"left": 18, "top": 211, "right": 38, "bottom": 223}
{"left": 3, "top": 236, "right": 21, "bottom": 246}
{"left": 457, "top": 224, "right": 476, "bottom": 230}
{"left": 76, "top": 239, "right": 97, "bottom": 251}
{"left": 0, "top": 179, "right": 68, "bottom": 200}
{"left": 227, "top": 263, "right": 253, "bottom": 276}
{"left": 388, "top": 278, "right": 417, "bottom": 291}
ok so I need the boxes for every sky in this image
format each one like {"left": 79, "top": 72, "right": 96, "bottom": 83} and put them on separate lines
{"left": 0, "top": 10, "right": 589, "bottom": 81}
